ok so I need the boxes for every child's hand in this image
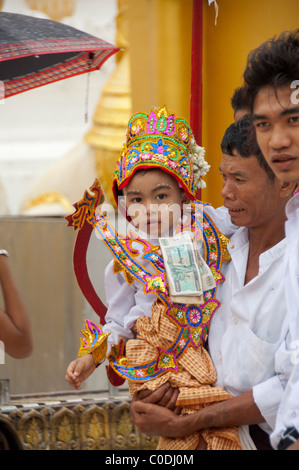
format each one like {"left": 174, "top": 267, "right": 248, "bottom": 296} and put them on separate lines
{"left": 65, "top": 354, "right": 96, "bottom": 390}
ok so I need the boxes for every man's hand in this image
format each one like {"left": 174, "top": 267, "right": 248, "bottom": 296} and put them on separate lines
{"left": 65, "top": 354, "right": 95, "bottom": 390}
{"left": 130, "top": 387, "right": 264, "bottom": 440}
{"left": 287, "top": 439, "right": 299, "bottom": 450}
{"left": 130, "top": 383, "right": 185, "bottom": 438}
{"left": 131, "top": 398, "right": 187, "bottom": 438}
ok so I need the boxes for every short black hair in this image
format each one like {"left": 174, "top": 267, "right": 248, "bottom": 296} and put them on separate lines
{"left": 221, "top": 115, "right": 275, "bottom": 182}
{"left": 243, "top": 29, "right": 299, "bottom": 108}
{"left": 231, "top": 86, "right": 251, "bottom": 113}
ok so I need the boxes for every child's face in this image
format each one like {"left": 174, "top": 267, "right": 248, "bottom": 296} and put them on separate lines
{"left": 122, "top": 169, "right": 188, "bottom": 237}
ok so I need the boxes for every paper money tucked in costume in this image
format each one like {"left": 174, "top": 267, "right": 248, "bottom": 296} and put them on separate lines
{"left": 67, "top": 106, "right": 241, "bottom": 450}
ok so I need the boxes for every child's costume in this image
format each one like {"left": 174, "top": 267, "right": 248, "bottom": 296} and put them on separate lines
{"left": 67, "top": 106, "right": 241, "bottom": 450}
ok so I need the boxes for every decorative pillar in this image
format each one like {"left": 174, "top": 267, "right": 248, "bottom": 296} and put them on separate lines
{"left": 127, "top": 0, "right": 193, "bottom": 121}
{"left": 85, "top": 0, "right": 132, "bottom": 206}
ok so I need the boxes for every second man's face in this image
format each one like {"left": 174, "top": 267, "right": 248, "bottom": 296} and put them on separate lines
{"left": 220, "top": 153, "right": 289, "bottom": 229}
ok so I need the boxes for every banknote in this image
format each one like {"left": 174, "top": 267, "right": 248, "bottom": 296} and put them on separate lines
{"left": 196, "top": 250, "right": 216, "bottom": 292}
{"left": 159, "top": 232, "right": 215, "bottom": 304}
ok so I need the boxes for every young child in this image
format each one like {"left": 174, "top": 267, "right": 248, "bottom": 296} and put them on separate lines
{"left": 66, "top": 106, "right": 241, "bottom": 450}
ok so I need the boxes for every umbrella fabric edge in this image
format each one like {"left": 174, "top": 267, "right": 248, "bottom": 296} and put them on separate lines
{"left": 0, "top": 37, "right": 118, "bottom": 61}
{"left": 3, "top": 48, "right": 119, "bottom": 98}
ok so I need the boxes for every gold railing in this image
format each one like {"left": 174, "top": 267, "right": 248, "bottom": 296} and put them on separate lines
{"left": 0, "top": 391, "right": 158, "bottom": 450}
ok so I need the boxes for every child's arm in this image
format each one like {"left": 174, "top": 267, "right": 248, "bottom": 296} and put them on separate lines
{"left": 102, "top": 262, "right": 155, "bottom": 349}
{"left": 102, "top": 264, "right": 138, "bottom": 349}
{"left": 65, "top": 354, "right": 95, "bottom": 390}
{"left": 65, "top": 262, "right": 140, "bottom": 389}
{"left": 65, "top": 260, "right": 156, "bottom": 389}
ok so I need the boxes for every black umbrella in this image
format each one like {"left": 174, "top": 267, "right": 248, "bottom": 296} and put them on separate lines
{"left": 0, "top": 12, "right": 119, "bottom": 98}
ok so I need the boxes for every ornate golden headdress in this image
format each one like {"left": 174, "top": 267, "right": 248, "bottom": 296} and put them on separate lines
{"left": 112, "top": 106, "right": 210, "bottom": 204}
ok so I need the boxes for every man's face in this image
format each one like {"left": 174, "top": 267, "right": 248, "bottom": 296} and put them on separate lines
{"left": 220, "top": 153, "right": 286, "bottom": 228}
{"left": 253, "top": 84, "right": 299, "bottom": 183}
{"left": 122, "top": 169, "right": 187, "bottom": 237}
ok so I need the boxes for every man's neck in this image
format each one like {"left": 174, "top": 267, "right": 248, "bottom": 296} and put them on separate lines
{"left": 249, "top": 221, "right": 285, "bottom": 253}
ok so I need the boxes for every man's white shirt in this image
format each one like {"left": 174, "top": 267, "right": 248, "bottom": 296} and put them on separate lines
{"left": 208, "top": 222, "right": 288, "bottom": 436}
{"left": 271, "top": 191, "right": 299, "bottom": 448}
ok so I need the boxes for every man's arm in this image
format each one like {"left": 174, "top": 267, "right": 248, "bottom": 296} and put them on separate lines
{"left": 131, "top": 388, "right": 264, "bottom": 438}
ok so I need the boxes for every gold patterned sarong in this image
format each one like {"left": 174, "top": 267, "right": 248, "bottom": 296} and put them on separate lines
{"left": 126, "top": 300, "right": 241, "bottom": 450}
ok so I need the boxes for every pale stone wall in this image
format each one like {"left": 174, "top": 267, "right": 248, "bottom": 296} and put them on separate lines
{"left": 0, "top": 217, "right": 118, "bottom": 395}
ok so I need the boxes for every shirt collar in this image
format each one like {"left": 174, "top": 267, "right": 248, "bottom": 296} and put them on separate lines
{"left": 229, "top": 226, "right": 286, "bottom": 267}
{"left": 286, "top": 191, "right": 299, "bottom": 219}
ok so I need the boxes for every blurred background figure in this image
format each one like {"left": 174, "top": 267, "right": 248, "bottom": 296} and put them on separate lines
{"left": 0, "top": 251, "right": 33, "bottom": 359}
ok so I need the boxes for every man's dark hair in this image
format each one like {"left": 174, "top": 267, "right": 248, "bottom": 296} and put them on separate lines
{"left": 221, "top": 115, "right": 275, "bottom": 182}
{"left": 231, "top": 86, "right": 251, "bottom": 114}
{"left": 243, "top": 29, "right": 299, "bottom": 108}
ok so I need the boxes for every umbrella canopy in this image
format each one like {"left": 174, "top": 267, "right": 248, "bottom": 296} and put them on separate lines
{"left": 0, "top": 12, "right": 119, "bottom": 98}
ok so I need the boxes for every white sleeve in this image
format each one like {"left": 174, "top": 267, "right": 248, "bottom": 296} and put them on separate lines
{"left": 204, "top": 205, "right": 238, "bottom": 238}
{"left": 103, "top": 260, "right": 155, "bottom": 353}
{"left": 252, "top": 334, "right": 293, "bottom": 439}
{"left": 270, "top": 334, "right": 299, "bottom": 448}
{"left": 252, "top": 376, "right": 285, "bottom": 432}
{"left": 103, "top": 260, "right": 136, "bottom": 352}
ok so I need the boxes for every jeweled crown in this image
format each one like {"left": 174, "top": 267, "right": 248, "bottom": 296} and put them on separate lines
{"left": 125, "top": 106, "right": 192, "bottom": 151}
{"left": 113, "top": 106, "right": 210, "bottom": 204}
